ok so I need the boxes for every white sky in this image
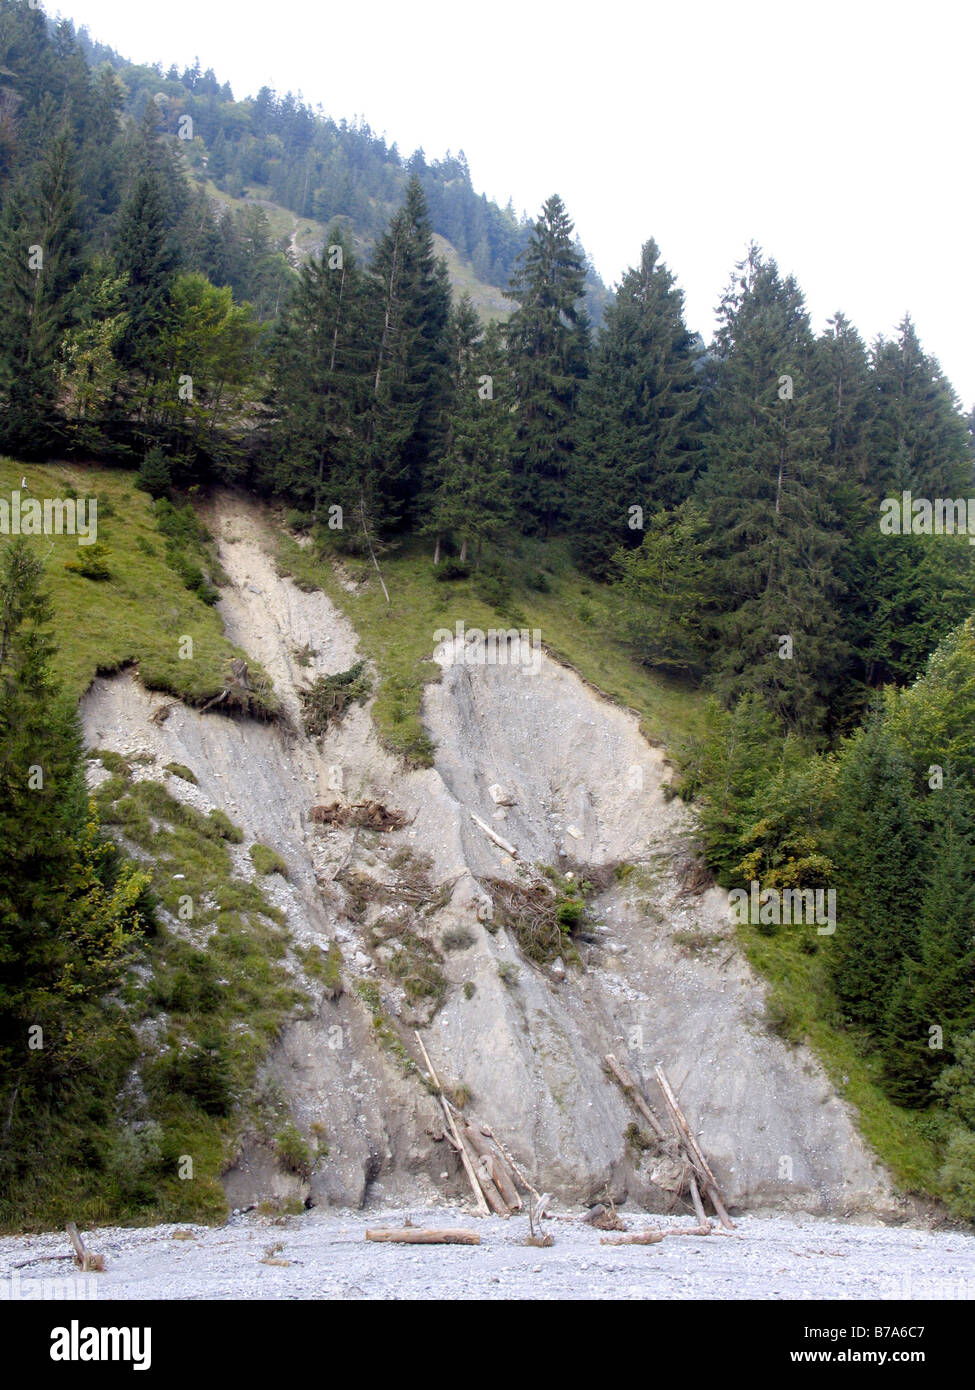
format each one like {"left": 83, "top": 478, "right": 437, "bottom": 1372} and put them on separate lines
{"left": 52, "top": 0, "right": 975, "bottom": 409}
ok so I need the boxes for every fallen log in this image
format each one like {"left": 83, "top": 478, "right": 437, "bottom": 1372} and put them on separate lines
{"left": 366, "top": 1228, "right": 481, "bottom": 1245}
{"left": 688, "top": 1172, "right": 709, "bottom": 1228}
{"left": 654, "top": 1066, "right": 735, "bottom": 1231}
{"left": 470, "top": 811, "right": 517, "bottom": 859}
{"left": 463, "top": 1124, "right": 521, "bottom": 1211}
{"left": 66, "top": 1222, "right": 104, "bottom": 1272}
{"left": 479, "top": 1122, "right": 540, "bottom": 1201}
{"left": 600, "top": 1230, "right": 665, "bottom": 1245}
{"left": 415, "top": 1031, "right": 489, "bottom": 1217}
{"left": 604, "top": 1053, "right": 667, "bottom": 1140}
{"left": 468, "top": 1146, "right": 510, "bottom": 1217}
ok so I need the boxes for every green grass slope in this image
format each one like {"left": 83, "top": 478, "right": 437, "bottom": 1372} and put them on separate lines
{"left": 0, "top": 459, "right": 276, "bottom": 715}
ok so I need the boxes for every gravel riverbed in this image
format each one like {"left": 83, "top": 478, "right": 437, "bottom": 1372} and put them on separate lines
{"left": 3, "top": 1207, "right": 974, "bottom": 1301}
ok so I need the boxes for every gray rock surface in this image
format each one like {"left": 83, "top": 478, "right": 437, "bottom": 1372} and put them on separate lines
{"left": 80, "top": 494, "right": 892, "bottom": 1217}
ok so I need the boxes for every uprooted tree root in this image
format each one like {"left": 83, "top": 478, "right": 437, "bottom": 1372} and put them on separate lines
{"left": 190, "top": 658, "right": 280, "bottom": 721}
{"left": 309, "top": 799, "right": 407, "bottom": 831}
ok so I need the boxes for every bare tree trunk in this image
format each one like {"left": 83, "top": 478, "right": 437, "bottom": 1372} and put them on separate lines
{"left": 359, "top": 493, "right": 390, "bottom": 604}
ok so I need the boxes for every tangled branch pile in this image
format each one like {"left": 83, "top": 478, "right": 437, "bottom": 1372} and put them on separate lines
{"left": 299, "top": 661, "right": 371, "bottom": 736}
{"left": 309, "top": 799, "right": 406, "bottom": 831}
{"left": 484, "top": 876, "right": 581, "bottom": 964}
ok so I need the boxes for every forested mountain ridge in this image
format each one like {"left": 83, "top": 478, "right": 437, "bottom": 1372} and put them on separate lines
{"left": 3, "top": 0, "right": 975, "bottom": 1233}
{"left": 70, "top": 23, "right": 610, "bottom": 327}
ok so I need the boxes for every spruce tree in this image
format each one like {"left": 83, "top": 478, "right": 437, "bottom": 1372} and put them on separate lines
{"left": 113, "top": 165, "right": 176, "bottom": 378}
{"left": 270, "top": 228, "right": 371, "bottom": 519}
{"left": 881, "top": 778, "right": 975, "bottom": 1104}
{"left": 829, "top": 712, "right": 922, "bottom": 1029}
{"left": 697, "top": 246, "right": 845, "bottom": 732}
{"left": 506, "top": 194, "right": 589, "bottom": 534}
{"left": 0, "top": 128, "right": 80, "bottom": 454}
{"left": 423, "top": 297, "right": 513, "bottom": 563}
{"left": 573, "top": 238, "right": 703, "bottom": 572}
{"left": 870, "top": 316, "right": 972, "bottom": 500}
{"left": 0, "top": 539, "right": 88, "bottom": 1069}
{"left": 368, "top": 176, "right": 451, "bottom": 529}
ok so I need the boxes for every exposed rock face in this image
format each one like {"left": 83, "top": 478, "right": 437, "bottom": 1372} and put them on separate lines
{"left": 81, "top": 494, "right": 892, "bottom": 1216}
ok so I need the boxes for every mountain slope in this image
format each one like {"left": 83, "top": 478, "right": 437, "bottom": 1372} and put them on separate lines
{"left": 82, "top": 493, "right": 892, "bottom": 1215}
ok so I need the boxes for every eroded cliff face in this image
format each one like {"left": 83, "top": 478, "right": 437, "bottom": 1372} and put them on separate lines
{"left": 81, "top": 493, "right": 892, "bottom": 1216}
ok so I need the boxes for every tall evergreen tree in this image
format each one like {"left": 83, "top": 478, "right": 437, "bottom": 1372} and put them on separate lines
{"left": 869, "top": 316, "right": 973, "bottom": 500}
{"left": 0, "top": 127, "right": 80, "bottom": 454}
{"left": 113, "top": 102, "right": 178, "bottom": 382}
{"left": 368, "top": 176, "right": 451, "bottom": 528}
{"left": 269, "top": 228, "right": 370, "bottom": 519}
{"left": 573, "top": 238, "right": 702, "bottom": 571}
{"left": 423, "top": 296, "right": 513, "bottom": 563}
{"left": 829, "top": 712, "right": 922, "bottom": 1029}
{"left": 880, "top": 778, "right": 975, "bottom": 1104}
{"left": 507, "top": 194, "right": 589, "bottom": 534}
{"left": 697, "top": 246, "right": 845, "bottom": 732}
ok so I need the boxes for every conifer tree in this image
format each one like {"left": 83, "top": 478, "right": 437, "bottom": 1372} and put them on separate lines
{"left": 0, "top": 127, "right": 80, "bottom": 454}
{"left": 573, "top": 238, "right": 702, "bottom": 572}
{"left": 113, "top": 103, "right": 178, "bottom": 385}
{"left": 506, "top": 194, "right": 589, "bottom": 534}
{"left": 869, "top": 316, "right": 973, "bottom": 500}
{"left": 612, "top": 499, "right": 714, "bottom": 672}
{"left": 270, "top": 228, "right": 371, "bottom": 519}
{"left": 368, "top": 176, "right": 451, "bottom": 528}
{"left": 697, "top": 246, "right": 845, "bottom": 732}
{"left": 829, "top": 712, "right": 922, "bottom": 1029}
{"left": 880, "top": 778, "right": 975, "bottom": 1104}
{"left": 0, "top": 539, "right": 148, "bottom": 1141}
{"left": 423, "top": 297, "right": 513, "bottom": 563}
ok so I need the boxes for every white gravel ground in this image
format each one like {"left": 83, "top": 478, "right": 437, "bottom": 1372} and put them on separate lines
{"left": 3, "top": 1207, "right": 974, "bottom": 1301}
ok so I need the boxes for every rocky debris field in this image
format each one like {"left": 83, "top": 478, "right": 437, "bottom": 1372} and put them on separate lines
{"left": 3, "top": 1206, "right": 974, "bottom": 1301}
{"left": 80, "top": 493, "right": 888, "bottom": 1216}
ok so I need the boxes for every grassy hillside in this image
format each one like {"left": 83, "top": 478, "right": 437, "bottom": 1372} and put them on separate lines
{"left": 194, "top": 177, "right": 514, "bottom": 324}
{"left": 0, "top": 459, "right": 276, "bottom": 716}
{"left": 275, "top": 528, "right": 705, "bottom": 767}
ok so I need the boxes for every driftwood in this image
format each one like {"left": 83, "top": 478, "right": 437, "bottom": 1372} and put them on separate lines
{"left": 479, "top": 1123, "right": 540, "bottom": 1201}
{"left": 417, "top": 1039, "right": 536, "bottom": 1220}
{"left": 604, "top": 1054, "right": 667, "bottom": 1140}
{"left": 463, "top": 1123, "right": 522, "bottom": 1211}
{"left": 415, "top": 1032, "right": 489, "bottom": 1217}
{"left": 467, "top": 1148, "right": 509, "bottom": 1217}
{"left": 329, "top": 828, "right": 359, "bottom": 883}
{"left": 605, "top": 1052, "right": 731, "bottom": 1231}
{"left": 366, "top": 1228, "right": 480, "bottom": 1245}
{"left": 470, "top": 812, "right": 517, "bottom": 858}
{"left": 199, "top": 658, "right": 255, "bottom": 714}
{"left": 599, "top": 1223, "right": 712, "bottom": 1246}
{"left": 654, "top": 1066, "right": 734, "bottom": 1231}
{"left": 688, "top": 1172, "right": 709, "bottom": 1228}
{"left": 66, "top": 1222, "right": 104, "bottom": 1272}
{"left": 600, "top": 1230, "right": 665, "bottom": 1246}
